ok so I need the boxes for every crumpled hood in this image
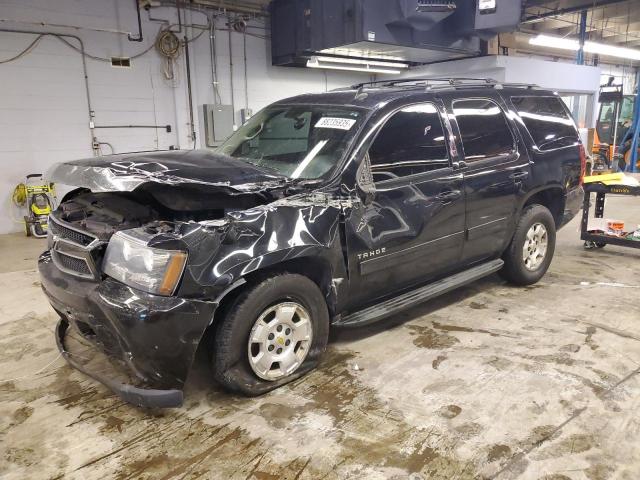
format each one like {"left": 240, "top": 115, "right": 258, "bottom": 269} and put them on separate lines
{"left": 47, "top": 149, "right": 288, "bottom": 193}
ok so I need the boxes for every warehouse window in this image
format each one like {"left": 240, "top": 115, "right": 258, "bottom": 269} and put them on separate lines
{"left": 452, "top": 98, "right": 514, "bottom": 161}
{"left": 368, "top": 103, "right": 449, "bottom": 182}
{"left": 511, "top": 96, "right": 579, "bottom": 151}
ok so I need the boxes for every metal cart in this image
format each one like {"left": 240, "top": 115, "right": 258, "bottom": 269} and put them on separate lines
{"left": 581, "top": 181, "right": 640, "bottom": 249}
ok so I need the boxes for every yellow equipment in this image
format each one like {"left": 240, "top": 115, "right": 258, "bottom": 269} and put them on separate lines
{"left": 583, "top": 172, "right": 640, "bottom": 186}
{"left": 12, "top": 174, "right": 56, "bottom": 238}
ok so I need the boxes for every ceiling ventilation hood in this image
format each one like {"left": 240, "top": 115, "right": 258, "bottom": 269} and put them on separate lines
{"left": 270, "top": 0, "right": 521, "bottom": 68}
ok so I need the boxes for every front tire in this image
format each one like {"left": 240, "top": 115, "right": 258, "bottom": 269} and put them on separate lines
{"left": 500, "top": 204, "right": 556, "bottom": 286}
{"left": 211, "top": 273, "right": 329, "bottom": 396}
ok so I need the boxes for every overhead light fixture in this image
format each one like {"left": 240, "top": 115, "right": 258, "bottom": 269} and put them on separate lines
{"left": 529, "top": 34, "right": 579, "bottom": 51}
{"left": 584, "top": 42, "right": 640, "bottom": 61}
{"left": 306, "top": 56, "right": 408, "bottom": 74}
{"left": 529, "top": 34, "right": 640, "bottom": 61}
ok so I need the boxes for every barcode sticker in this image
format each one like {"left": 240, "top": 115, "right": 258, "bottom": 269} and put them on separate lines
{"left": 315, "top": 117, "right": 357, "bottom": 130}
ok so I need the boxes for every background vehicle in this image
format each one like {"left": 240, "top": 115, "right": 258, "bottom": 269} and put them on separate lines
{"left": 39, "top": 78, "right": 584, "bottom": 407}
{"left": 592, "top": 81, "right": 638, "bottom": 172}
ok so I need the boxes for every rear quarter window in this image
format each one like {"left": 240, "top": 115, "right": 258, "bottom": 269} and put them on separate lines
{"left": 511, "top": 96, "right": 579, "bottom": 151}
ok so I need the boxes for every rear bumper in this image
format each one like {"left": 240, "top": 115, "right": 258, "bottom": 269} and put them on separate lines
{"left": 39, "top": 251, "right": 216, "bottom": 408}
{"left": 560, "top": 186, "right": 584, "bottom": 228}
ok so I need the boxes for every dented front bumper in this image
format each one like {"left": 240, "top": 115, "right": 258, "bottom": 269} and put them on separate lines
{"left": 39, "top": 251, "right": 216, "bottom": 408}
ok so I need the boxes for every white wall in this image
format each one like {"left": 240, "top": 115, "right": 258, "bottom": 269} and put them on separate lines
{"left": 0, "top": 0, "right": 365, "bottom": 234}
{"left": 394, "top": 55, "right": 602, "bottom": 95}
{"left": 390, "top": 55, "right": 602, "bottom": 129}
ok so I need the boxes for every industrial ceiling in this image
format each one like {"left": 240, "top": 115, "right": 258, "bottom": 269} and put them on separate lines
{"left": 523, "top": 0, "right": 640, "bottom": 48}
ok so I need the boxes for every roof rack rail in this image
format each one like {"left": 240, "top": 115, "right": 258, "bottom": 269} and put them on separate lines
{"left": 348, "top": 77, "right": 537, "bottom": 91}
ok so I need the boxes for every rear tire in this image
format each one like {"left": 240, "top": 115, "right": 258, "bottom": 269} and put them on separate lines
{"left": 211, "top": 273, "right": 329, "bottom": 396}
{"left": 500, "top": 204, "right": 556, "bottom": 286}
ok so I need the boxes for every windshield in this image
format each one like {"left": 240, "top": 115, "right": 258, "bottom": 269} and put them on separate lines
{"left": 217, "top": 105, "right": 363, "bottom": 179}
{"left": 597, "top": 96, "right": 634, "bottom": 145}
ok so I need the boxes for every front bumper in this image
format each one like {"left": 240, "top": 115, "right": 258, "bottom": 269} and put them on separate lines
{"left": 39, "top": 251, "right": 216, "bottom": 408}
{"left": 55, "top": 319, "right": 183, "bottom": 408}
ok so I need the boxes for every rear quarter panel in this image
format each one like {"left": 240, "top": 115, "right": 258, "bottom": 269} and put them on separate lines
{"left": 502, "top": 92, "right": 582, "bottom": 223}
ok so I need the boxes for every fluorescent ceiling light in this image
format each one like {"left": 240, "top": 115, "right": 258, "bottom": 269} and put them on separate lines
{"left": 529, "top": 34, "right": 640, "bottom": 61}
{"left": 306, "top": 56, "right": 408, "bottom": 74}
{"left": 529, "top": 34, "right": 579, "bottom": 51}
{"left": 584, "top": 42, "right": 640, "bottom": 61}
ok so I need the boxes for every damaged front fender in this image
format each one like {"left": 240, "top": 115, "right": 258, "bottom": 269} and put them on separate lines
{"left": 152, "top": 193, "right": 351, "bottom": 309}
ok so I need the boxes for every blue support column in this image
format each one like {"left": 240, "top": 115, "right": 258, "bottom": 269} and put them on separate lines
{"left": 617, "top": 70, "right": 640, "bottom": 172}
{"left": 576, "top": 10, "right": 587, "bottom": 65}
{"left": 629, "top": 79, "right": 640, "bottom": 173}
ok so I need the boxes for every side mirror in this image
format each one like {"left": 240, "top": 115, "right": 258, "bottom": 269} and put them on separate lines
{"left": 356, "top": 152, "right": 376, "bottom": 204}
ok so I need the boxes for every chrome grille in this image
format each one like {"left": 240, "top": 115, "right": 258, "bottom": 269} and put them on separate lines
{"left": 49, "top": 213, "right": 101, "bottom": 280}
{"left": 49, "top": 216, "right": 96, "bottom": 247}
{"left": 53, "top": 250, "right": 92, "bottom": 276}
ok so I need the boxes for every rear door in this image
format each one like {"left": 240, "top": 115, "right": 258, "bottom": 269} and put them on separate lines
{"left": 446, "top": 96, "right": 532, "bottom": 264}
{"left": 345, "top": 101, "right": 465, "bottom": 308}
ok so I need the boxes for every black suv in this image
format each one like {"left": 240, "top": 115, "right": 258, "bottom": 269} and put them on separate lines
{"left": 40, "top": 78, "right": 584, "bottom": 408}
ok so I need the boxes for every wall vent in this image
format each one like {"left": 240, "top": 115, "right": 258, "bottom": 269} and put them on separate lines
{"left": 111, "top": 57, "right": 131, "bottom": 68}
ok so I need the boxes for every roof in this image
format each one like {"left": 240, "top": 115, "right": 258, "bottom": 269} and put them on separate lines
{"left": 273, "top": 78, "right": 556, "bottom": 110}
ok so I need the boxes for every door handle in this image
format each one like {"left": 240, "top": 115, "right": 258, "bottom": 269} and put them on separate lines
{"left": 436, "top": 190, "right": 461, "bottom": 202}
{"left": 510, "top": 171, "right": 529, "bottom": 180}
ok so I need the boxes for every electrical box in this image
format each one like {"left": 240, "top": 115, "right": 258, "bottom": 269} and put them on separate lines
{"left": 200, "top": 104, "right": 234, "bottom": 147}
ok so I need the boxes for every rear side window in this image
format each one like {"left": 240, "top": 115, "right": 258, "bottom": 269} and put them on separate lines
{"left": 369, "top": 103, "right": 449, "bottom": 181}
{"left": 511, "top": 96, "right": 579, "bottom": 151}
{"left": 452, "top": 99, "right": 514, "bottom": 161}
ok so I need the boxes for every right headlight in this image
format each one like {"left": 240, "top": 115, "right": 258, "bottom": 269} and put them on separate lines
{"left": 103, "top": 230, "right": 187, "bottom": 296}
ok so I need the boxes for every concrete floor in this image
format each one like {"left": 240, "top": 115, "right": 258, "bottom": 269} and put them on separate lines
{"left": 1, "top": 196, "right": 640, "bottom": 480}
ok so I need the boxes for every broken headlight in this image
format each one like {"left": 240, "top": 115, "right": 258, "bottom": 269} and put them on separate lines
{"left": 103, "top": 230, "right": 187, "bottom": 296}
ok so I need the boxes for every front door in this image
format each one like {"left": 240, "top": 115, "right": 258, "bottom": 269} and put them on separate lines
{"left": 447, "top": 97, "right": 531, "bottom": 263}
{"left": 345, "top": 102, "right": 465, "bottom": 309}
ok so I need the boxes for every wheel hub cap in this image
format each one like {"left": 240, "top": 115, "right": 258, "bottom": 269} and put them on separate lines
{"left": 522, "top": 222, "right": 548, "bottom": 271}
{"left": 247, "top": 302, "right": 313, "bottom": 381}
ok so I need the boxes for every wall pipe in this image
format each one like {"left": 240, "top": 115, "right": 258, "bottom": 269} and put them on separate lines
{"left": 243, "top": 28, "right": 248, "bottom": 113}
{"left": 184, "top": 34, "right": 196, "bottom": 145}
{"left": 0, "top": 18, "right": 132, "bottom": 36}
{"left": 191, "top": 0, "right": 267, "bottom": 16}
{"left": 209, "top": 14, "right": 220, "bottom": 106}
{"left": 0, "top": 28, "right": 97, "bottom": 155}
{"left": 227, "top": 18, "right": 236, "bottom": 129}
{"left": 93, "top": 124, "right": 172, "bottom": 132}
{"left": 128, "top": 0, "right": 143, "bottom": 41}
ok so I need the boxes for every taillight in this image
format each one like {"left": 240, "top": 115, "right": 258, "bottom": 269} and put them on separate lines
{"left": 578, "top": 143, "right": 586, "bottom": 185}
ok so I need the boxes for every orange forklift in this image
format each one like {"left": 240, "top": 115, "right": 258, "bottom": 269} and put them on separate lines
{"left": 591, "top": 79, "right": 638, "bottom": 173}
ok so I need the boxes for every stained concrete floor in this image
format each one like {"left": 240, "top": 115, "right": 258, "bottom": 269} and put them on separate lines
{"left": 1, "top": 196, "right": 640, "bottom": 480}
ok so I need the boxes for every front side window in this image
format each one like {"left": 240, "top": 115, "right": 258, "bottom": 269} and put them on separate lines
{"left": 452, "top": 98, "right": 514, "bottom": 161}
{"left": 511, "top": 96, "right": 579, "bottom": 151}
{"left": 368, "top": 103, "right": 449, "bottom": 182}
{"left": 218, "top": 106, "right": 363, "bottom": 179}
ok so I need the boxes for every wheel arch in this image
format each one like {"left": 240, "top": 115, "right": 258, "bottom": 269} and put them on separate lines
{"left": 206, "top": 255, "right": 337, "bottom": 343}
{"left": 520, "top": 186, "right": 565, "bottom": 228}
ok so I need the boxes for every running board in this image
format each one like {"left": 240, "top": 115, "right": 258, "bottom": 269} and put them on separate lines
{"left": 335, "top": 259, "right": 504, "bottom": 328}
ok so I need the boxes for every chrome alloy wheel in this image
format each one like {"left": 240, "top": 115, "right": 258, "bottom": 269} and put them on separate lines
{"left": 522, "top": 222, "right": 548, "bottom": 271}
{"left": 247, "top": 302, "right": 313, "bottom": 381}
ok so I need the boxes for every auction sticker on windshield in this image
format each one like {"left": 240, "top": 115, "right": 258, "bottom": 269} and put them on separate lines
{"left": 315, "top": 117, "right": 357, "bottom": 130}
